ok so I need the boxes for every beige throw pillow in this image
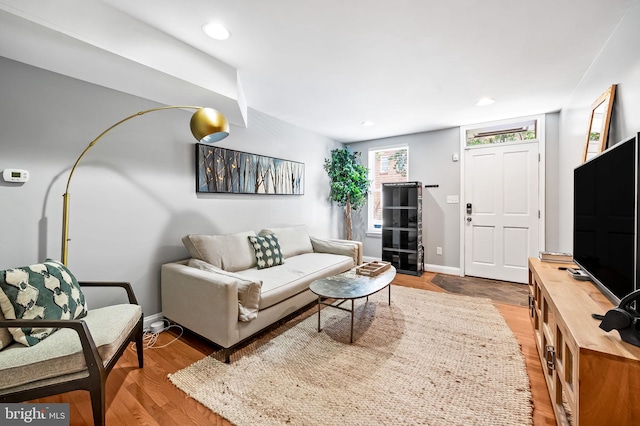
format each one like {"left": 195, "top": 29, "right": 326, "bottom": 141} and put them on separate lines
{"left": 188, "top": 259, "right": 262, "bottom": 322}
{"left": 182, "top": 230, "right": 257, "bottom": 272}
{"left": 259, "top": 225, "right": 313, "bottom": 258}
{"left": 310, "top": 237, "right": 359, "bottom": 265}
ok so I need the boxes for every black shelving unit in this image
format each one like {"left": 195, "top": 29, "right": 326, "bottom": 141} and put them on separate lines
{"left": 381, "top": 181, "right": 423, "bottom": 276}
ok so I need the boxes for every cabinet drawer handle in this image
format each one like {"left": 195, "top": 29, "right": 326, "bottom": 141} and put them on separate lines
{"left": 528, "top": 294, "right": 536, "bottom": 318}
{"left": 545, "top": 345, "right": 556, "bottom": 371}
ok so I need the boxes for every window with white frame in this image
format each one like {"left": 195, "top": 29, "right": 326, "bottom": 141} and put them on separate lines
{"left": 465, "top": 118, "right": 538, "bottom": 146}
{"left": 368, "top": 146, "right": 408, "bottom": 232}
{"left": 380, "top": 156, "right": 389, "bottom": 173}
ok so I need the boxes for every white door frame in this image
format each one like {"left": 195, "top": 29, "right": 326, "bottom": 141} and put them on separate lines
{"left": 458, "top": 114, "right": 546, "bottom": 278}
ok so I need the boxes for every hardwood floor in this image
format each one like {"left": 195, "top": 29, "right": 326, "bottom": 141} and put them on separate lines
{"left": 32, "top": 273, "right": 556, "bottom": 425}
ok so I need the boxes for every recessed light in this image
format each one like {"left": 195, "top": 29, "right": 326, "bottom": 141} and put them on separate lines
{"left": 361, "top": 121, "right": 375, "bottom": 127}
{"left": 476, "top": 98, "right": 495, "bottom": 106}
{"left": 202, "top": 22, "right": 230, "bottom": 40}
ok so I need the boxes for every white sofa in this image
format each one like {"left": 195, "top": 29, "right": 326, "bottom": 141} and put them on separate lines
{"left": 161, "top": 226, "right": 362, "bottom": 362}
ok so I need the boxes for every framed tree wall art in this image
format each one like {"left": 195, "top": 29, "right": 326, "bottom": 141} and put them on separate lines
{"left": 196, "top": 144, "right": 305, "bottom": 194}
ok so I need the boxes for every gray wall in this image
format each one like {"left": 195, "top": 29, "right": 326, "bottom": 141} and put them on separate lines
{"left": 348, "top": 127, "right": 461, "bottom": 273}
{"left": 349, "top": 115, "right": 561, "bottom": 273}
{"left": 557, "top": 0, "right": 640, "bottom": 251}
{"left": 544, "top": 112, "right": 561, "bottom": 251}
{"left": 0, "top": 57, "right": 343, "bottom": 317}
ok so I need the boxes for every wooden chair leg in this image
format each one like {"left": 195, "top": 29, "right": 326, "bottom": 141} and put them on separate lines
{"left": 89, "top": 381, "right": 106, "bottom": 426}
{"left": 135, "top": 321, "right": 144, "bottom": 368}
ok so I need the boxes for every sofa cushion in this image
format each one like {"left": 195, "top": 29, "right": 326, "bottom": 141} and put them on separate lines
{"left": 0, "top": 303, "right": 141, "bottom": 392}
{"left": 259, "top": 226, "right": 313, "bottom": 258}
{"left": 236, "top": 252, "right": 354, "bottom": 310}
{"left": 0, "top": 309, "right": 12, "bottom": 351}
{"left": 0, "top": 259, "right": 88, "bottom": 347}
{"left": 310, "top": 237, "right": 361, "bottom": 265}
{"left": 188, "top": 259, "right": 262, "bottom": 322}
{"left": 248, "top": 235, "right": 285, "bottom": 270}
{"left": 182, "top": 231, "right": 257, "bottom": 272}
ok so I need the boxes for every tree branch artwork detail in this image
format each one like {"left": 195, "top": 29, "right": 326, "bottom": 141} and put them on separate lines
{"left": 196, "top": 144, "right": 304, "bottom": 194}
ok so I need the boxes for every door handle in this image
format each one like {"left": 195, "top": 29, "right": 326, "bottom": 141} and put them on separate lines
{"left": 466, "top": 217, "right": 472, "bottom": 222}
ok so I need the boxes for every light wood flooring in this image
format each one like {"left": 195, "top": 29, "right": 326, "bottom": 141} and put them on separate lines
{"left": 32, "top": 272, "right": 556, "bottom": 425}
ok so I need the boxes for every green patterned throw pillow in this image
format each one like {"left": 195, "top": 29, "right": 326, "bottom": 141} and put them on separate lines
{"left": 0, "top": 308, "right": 13, "bottom": 350}
{"left": 0, "top": 259, "right": 88, "bottom": 347}
{"left": 248, "top": 234, "right": 285, "bottom": 270}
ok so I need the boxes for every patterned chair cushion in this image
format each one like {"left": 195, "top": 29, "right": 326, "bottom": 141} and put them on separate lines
{"left": 0, "top": 259, "right": 88, "bottom": 347}
{"left": 0, "top": 308, "right": 12, "bottom": 351}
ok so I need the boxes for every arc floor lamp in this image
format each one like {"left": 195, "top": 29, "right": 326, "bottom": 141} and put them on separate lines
{"left": 61, "top": 106, "right": 229, "bottom": 265}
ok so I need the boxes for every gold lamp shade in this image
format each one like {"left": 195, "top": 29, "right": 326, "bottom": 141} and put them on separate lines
{"left": 190, "top": 107, "right": 230, "bottom": 143}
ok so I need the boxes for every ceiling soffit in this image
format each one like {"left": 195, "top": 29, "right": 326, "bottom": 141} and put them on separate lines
{"left": 0, "top": 1, "right": 247, "bottom": 127}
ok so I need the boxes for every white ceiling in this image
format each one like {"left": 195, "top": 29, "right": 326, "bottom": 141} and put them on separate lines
{"left": 0, "top": 0, "right": 633, "bottom": 142}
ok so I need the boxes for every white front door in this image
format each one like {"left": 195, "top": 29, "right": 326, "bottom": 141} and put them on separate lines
{"left": 464, "top": 142, "right": 539, "bottom": 283}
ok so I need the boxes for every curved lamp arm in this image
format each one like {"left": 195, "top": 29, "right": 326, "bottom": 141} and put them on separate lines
{"left": 61, "top": 105, "right": 229, "bottom": 265}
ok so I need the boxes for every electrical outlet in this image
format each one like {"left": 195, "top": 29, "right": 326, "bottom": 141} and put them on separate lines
{"left": 436, "top": 247, "right": 443, "bottom": 255}
{"left": 446, "top": 195, "right": 459, "bottom": 204}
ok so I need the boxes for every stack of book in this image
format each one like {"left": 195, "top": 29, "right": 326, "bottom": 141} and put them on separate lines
{"left": 539, "top": 251, "right": 573, "bottom": 263}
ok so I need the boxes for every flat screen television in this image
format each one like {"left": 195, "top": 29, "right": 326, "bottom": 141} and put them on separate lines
{"left": 573, "top": 132, "right": 640, "bottom": 304}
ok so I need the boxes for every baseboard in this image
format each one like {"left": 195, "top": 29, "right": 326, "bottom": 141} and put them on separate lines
{"left": 425, "top": 264, "right": 461, "bottom": 276}
{"left": 362, "top": 257, "right": 461, "bottom": 276}
{"left": 143, "top": 312, "right": 165, "bottom": 331}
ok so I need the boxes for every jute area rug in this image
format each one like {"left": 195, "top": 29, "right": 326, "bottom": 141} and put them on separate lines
{"left": 169, "top": 286, "right": 532, "bottom": 426}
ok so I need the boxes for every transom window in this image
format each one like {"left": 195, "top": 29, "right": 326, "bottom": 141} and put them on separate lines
{"left": 368, "top": 146, "right": 408, "bottom": 232}
{"left": 465, "top": 119, "right": 537, "bottom": 146}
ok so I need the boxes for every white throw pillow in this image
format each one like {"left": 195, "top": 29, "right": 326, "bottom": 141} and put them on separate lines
{"left": 182, "top": 230, "right": 257, "bottom": 272}
{"left": 309, "top": 237, "right": 359, "bottom": 265}
{"left": 188, "top": 259, "right": 262, "bottom": 322}
{"left": 259, "top": 225, "right": 313, "bottom": 258}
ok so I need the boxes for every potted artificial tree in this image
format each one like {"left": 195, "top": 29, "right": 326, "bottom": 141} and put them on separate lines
{"left": 323, "top": 148, "right": 370, "bottom": 240}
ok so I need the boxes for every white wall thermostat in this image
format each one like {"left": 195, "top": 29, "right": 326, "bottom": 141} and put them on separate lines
{"left": 2, "top": 169, "right": 29, "bottom": 183}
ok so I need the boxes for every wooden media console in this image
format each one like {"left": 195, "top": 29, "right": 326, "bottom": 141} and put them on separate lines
{"left": 528, "top": 258, "right": 640, "bottom": 425}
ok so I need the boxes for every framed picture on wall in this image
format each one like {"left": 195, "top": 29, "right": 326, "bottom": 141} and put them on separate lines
{"left": 583, "top": 84, "right": 616, "bottom": 162}
{"left": 196, "top": 144, "right": 305, "bottom": 194}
